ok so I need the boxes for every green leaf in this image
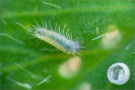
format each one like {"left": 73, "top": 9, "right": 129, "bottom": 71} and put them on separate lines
{"left": 0, "top": 0, "right": 135, "bottom": 90}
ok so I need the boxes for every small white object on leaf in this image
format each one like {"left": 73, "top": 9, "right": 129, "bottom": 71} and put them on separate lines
{"left": 107, "top": 63, "right": 130, "bottom": 85}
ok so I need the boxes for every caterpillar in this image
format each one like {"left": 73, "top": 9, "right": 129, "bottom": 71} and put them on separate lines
{"left": 29, "top": 22, "right": 81, "bottom": 55}
{"left": 17, "top": 21, "right": 83, "bottom": 55}
{"left": 35, "top": 28, "right": 79, "bottom": 54}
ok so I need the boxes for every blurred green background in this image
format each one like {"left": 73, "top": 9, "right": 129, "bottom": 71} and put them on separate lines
{"left": 0, "top": 0, "right": 135, "bottom": 90}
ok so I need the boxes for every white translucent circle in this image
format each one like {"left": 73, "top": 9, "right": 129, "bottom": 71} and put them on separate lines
{"left": 107, "top": 63, "right": 130, "bottom": 85}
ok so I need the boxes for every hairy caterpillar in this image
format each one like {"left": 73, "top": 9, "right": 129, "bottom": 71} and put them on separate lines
{"left": 35, "top": 28, "right": 80, "bottom": 54}
{"left": 24, "top": 20, "right": 83, "bottom": 55}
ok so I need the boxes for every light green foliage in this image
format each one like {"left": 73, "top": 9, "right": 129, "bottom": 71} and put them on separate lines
{"left": 0, "top": 0, "right": 135, "bottom": 90}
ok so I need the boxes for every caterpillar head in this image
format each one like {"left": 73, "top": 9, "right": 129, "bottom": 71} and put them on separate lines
{"left": 72, "top": 41, "right": 80, "bottom": 54}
